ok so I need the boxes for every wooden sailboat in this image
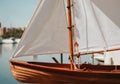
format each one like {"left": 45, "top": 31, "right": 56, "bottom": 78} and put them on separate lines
{"left": 10, "top": 0, "right": 120, "bottom": 84}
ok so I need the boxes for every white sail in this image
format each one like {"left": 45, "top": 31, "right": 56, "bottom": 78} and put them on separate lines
{"left": 13, "top": 0, "right": 120, "bottom": 58}
{"left": 13, "top": 0, "right": 69, "bottom": 58}
{"left": 73, "top": 0, "right": 120, "bottom": 53}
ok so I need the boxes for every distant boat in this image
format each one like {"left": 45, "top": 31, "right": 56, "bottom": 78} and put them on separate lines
{"left": 1, "top": 38, "right": 20, "bottom": 44}
{"left": 10, "top": 0, "right": 120, "bottom": 84}
{"left": 14, "top": 38, "right": 20, "bottom": 43}
{"left": 2, "top": 38, "right": 16, "bottom": 44}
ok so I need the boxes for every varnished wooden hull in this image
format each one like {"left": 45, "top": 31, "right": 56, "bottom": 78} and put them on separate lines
{"left": 10, "top": 60, "right": 120, "bottom": 84}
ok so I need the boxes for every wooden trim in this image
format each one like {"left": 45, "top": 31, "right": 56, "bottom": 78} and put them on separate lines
{"left": 80, "top": 48, "right": 120, "bottom": 55}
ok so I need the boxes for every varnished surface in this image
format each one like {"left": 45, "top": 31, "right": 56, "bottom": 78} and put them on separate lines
{"left": 10, "top": 60, "right": 120, "bottom": 84}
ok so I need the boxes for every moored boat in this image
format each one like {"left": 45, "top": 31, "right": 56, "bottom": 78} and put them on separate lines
{"left": 14, "top": 38, "right": 20, "bottom": 43}
{"left": 2, "top": 38, "right": 16, "bottom": 44}
{"left": 10, "top": 0, "right": 120, "bottom": 84}
{"left": 10, "top": 60, "right": 120, "bottom": 84}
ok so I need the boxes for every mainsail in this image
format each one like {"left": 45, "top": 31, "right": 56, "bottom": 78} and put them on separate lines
{"left": 13, "top": 0, "right": 120, "bottom": 58}
{"left": 74, "top": 0, "right": 120, "bottom": 53}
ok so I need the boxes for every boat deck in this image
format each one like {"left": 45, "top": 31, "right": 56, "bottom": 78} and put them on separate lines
{"left": 27, "top": 61, "right": 120, "bottom": 73}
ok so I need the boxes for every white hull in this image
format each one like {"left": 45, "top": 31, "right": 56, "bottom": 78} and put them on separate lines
{"left": 2, "top": 39, "right": 15, "bottom": 44}
{"left": 14, "top": 39, "right": 20, "bottom": 43}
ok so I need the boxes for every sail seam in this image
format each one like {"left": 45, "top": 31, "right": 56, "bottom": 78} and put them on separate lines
{"left": 90, "top": 1, "right": 108, "bottom": 50}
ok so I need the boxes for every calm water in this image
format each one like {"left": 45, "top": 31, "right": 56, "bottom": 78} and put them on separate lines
{"left": 0, "top": 44, "right": 20, "bottom": 84}
{"left": 0, "top": 44, "right": 97, "bottom": 84}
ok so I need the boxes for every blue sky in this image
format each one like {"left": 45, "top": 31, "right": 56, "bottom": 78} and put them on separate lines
{"left": 0, "top": 0, "right": 39, "bottom": 28}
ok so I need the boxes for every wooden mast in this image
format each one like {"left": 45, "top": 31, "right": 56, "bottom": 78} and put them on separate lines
{"left": 67, "top": 0, "right": 74, "bottom": 70}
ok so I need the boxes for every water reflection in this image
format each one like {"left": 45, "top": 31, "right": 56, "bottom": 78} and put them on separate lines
{"left": 0, "top": 44, "right": 2, "bottom": 56}
{"left": 0, "top": 44, "right": 16, "bottom": 57}
{"left": 0, "top": 44, "right": 19, "bottom": 84}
